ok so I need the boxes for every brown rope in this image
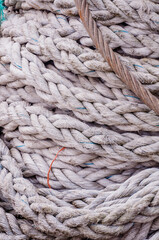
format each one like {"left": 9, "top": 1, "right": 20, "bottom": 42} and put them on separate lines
{"left": 74, "top": 0, "right": 159, "bottom": 115}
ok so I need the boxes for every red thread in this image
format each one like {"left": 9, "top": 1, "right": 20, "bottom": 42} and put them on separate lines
{"left": 47, "top": 147, "right": 65, "bottom": 189}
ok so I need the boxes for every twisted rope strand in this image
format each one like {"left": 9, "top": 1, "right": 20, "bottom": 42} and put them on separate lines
{"left": 74, "top": 0, "right": 159, "bottom": 114}
{"left": 0, "top": 0, "right": 158, "bottom": 239}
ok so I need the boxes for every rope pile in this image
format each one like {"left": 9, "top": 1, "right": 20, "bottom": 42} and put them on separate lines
{"left": 0, "top": 0, "right": 159, "bottom": 239}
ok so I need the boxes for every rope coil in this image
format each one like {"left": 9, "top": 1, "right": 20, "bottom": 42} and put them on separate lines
{"left": 0, "top": 0, "right": 158, "bottom": 239}
{"left": 74, "top": 0, "right": 159, "bottom": 115}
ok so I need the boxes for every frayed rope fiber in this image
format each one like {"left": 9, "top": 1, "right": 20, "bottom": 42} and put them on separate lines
{"left": 47, "top": 147, "right": 65, "bottom": 188}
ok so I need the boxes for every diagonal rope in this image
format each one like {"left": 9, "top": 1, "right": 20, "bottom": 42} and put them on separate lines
{"left": 74, "top": 0, "right": 159, "bottom": 115}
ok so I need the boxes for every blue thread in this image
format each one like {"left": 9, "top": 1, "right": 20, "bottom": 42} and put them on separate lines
{"left": 19, "top": 114, "right": 29, "bottom": 118}
{"left": 80, "top": 142, "right": 96, "bottom": 144}
{"left": 21, "top": 199, "right": 28, "bottom": 204}
{"left": 76, "top": 107, "right": 86, "bottom": 109}
{"left": 31, "top": 38, "right": 38, "bottom": 42}
{"left": 154, "top": 65, "right": 159, "bottom": 67}
{"left": 14, "top": 63, "right": 22, "bottom": 69}
{"left": 133, "top": 64, "right": 144, "bottom": 68}
{"left": 84, "top": 163, "right": 94, "bottom": 165}
{"left": 55, "top": 10, "right": 60, "bottom": 12}
{"left": 16, "top": 145, "right": 25, "bottom": 148}
{"left": 124, "top": 95, "right": 140, "bottom": 100}
{"left": 106, "top": 175, "right": 112, "bottom": 179}
{"left": 0, "top": 164, "right": 3, "bottom": 169}
{"left": 114, "top": 30, "right": 129, "bottom": 33}
{"left": 57, "top": 16, "right": 67, "bottom": 21}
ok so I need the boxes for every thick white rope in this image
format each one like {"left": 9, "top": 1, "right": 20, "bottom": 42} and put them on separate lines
{"left": 0, "top": 0, "right": 159, "bottom": 239}
{"left": 1, "top": 11, "right": 159, "bottom": 132}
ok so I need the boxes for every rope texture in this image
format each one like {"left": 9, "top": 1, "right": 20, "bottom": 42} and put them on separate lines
{"left": 74, "top": 0, "right": 159, "bottom": 114}
{"left": 0, "top": 0, "right": 158, "bottom": 239}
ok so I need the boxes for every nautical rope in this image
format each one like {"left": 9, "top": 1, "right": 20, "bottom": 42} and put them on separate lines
{"left": 0, "top": 0, "right": 158, "bottom": 239}
{"left": 74, "top": 0, "right": 159, "bottom": 114}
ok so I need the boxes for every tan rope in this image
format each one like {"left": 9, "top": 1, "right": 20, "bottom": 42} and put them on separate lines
{"left": 74, "top": 0, "right": 159, "bottom": 115}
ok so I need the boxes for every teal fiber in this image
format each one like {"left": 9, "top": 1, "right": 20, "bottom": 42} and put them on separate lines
{"left": 133, "top": 64, "right": 144, "bottom": 68}
{"left": 124, "top": 95, "right": 140, "bottom": 100}
{"left": 31, "top": 38, "right": 38, "bottom": 42}
{"left": 114, "top": 30, "right": 129, "bottom": 33}
{"left": 0, "top": 0, "right": 5, "bottom": 24}
{"left": 14, "top": 63, "right": 22, "bottom": 69}
{"left": 106, "top": 175, "right": 112, "bottom": 179}
{"left": 86, "top": 70, "right": 95, "bottom": 73}
{"left": 84, "top": 163, "right": 94, "bottom": 165}
{"left": 57, "top": 16, "right": 67, "bottom": 21}
{"left": 19, "top": 114, "right": 29, "bottom": 118}
{"left": 21, "top": 199, "right": 28, "bottom": 205}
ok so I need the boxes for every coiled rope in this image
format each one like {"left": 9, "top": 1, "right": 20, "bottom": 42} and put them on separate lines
{"left": 75, "top": 0, "right": 159, "bottom": 115}
{"left": 0, "top": 0, "right": 158, "bottom": 239}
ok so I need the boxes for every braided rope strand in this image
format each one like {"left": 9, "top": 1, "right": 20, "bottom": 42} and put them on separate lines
{"left": 0, "top": 0, "right": 158, "bottom": 239}
{"left": 74, "top": 0, "right": 159, "bottom": 114}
